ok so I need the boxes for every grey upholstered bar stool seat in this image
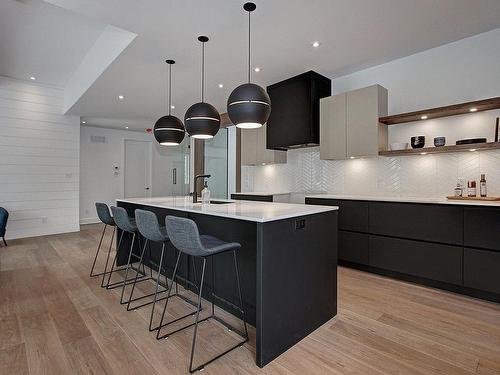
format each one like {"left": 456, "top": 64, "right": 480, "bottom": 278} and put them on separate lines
{"left": 158, "top": 215, "right": 249, "bottom": 373}
{"left": 105, "top": 206, "right": 151, "bottom": 294}
{"left": 90, "top": 203, "right": 118, "bottom": 280}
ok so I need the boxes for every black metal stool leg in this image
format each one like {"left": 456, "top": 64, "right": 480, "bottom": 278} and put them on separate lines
{"left": 105, "top": 231, "right": 148, "bottom": 290}
{"left": 233, "top": 250, "right": 249, "bottom": 339}
{"left": 188, "top": 251, "right": 249, "bottom": 373}
{"left": 100, "top": 226, "right": 116, "bottom": 287}
{"left": 148, "top": 242, "right": 166, "bottom": 331}
{"left": 101, "top": 227, "right": 125, "bottom": 289}
{"left": 189, "top": 258, "right": 207, "bottom": 373}
{"left": 156, "top": 251, "right": 183, "bottom": 340}
{"left": 90, "top": 224, "right": 107, "bottom": 277}
{"left": 126, "top": 238, "right": 148, "bottom": 311}
{"left": 120, "top": 235, "right": 141, "bottom": 304}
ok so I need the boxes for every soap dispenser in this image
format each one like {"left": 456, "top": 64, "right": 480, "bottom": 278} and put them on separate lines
{"left": 201, "top": 180, "right": 211, "bottom": 205}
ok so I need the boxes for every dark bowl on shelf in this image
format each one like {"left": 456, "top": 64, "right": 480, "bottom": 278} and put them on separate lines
{"left": 411, "top": 136, "right": 426, "bottom": 149}
{"left": 434, "top": 136, "right": 446, "bottom": 147}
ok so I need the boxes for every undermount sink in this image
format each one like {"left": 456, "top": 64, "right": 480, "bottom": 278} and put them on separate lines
{"left": 209, "top": 200, "right": 233, "bottom": 205}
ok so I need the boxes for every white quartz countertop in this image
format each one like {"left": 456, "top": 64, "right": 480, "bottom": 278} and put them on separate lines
{"left": 117, "top": 196, "right": 337, "bottom": 223}
{"left": 232, "top": 191, "right": 291, "bottom": 196}
{"left": 305, "top": 194, "right": 500, "bottom": 207}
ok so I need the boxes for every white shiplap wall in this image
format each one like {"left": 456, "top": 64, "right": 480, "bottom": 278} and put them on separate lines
{"left": 0, "top": 76, "right": 80, "bottom": 239}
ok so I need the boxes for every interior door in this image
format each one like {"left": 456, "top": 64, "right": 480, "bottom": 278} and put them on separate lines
{"left": 124, "top": 140, "right": 152, "bottom": 198}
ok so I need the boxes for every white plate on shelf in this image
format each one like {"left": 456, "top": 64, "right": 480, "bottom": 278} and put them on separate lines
{"left": 390, "top": 142, "right": 409, "bottom": 151}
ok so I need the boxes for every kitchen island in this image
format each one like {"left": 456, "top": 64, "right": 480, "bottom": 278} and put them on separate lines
{"left": 116, "top": 196, "right": 338, "bottom": 367}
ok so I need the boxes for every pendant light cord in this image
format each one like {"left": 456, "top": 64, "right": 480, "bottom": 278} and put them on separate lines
{"left": 168, "top": 63, "right": 172, "bottom": 115}
{"left": 201, "top": 41, "right": 205, "bottom": 102}
{"left": 248, "top": 10, "right": 251, "bottom": 83}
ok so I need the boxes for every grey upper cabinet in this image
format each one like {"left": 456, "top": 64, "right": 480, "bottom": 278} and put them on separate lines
{"left": 320, "top": 93, "right": 346, "bottom": 160}
{"left": 241, "top": 127, "right": 258, "bottom": 166}
{"left": 320, "top": 85, "right": 388, "bottom": 160}
{"left": 241, "top": 124, "right": 287, "bottom": 166}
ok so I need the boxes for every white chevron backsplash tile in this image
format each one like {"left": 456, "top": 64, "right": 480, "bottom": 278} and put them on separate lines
{"left": 244, "top": 149, "right": 500, "bottom": 198}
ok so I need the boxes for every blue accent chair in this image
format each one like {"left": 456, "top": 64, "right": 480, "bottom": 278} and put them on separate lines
{"left": 0, "top": 207, "right": 9, "bottom": 246}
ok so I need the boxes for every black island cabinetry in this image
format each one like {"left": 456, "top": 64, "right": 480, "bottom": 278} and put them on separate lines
{"left": 306, "top": 197, "right": 500, "bottom": 303}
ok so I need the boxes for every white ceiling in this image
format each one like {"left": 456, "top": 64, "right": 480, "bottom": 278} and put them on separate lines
{"left": 3, "top": 0, "right": 500, "bottom": 130}
{"left": 0, "top": 0, "right": 106, "bottom": 87}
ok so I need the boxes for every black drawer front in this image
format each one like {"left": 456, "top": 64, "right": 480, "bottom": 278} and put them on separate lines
{"left": 464, "top": 248, "right": 500, "bottom": 294}
{"left": 464, "top": 207, "right": 500, "bottom": 251}
{"left": 339, "top": 231, "right": 369, "bottom": 265}
{"left": 369, "top": 202, "right": 463, "bottom": 245}
{"left": 230, "top": 194, "right": 273, "bottom": 202}
{"left": 306, "top": 198, "right": 368, "bottom": 232}
{"left": 369, "top": 235, "right": 463, "bottom": 285}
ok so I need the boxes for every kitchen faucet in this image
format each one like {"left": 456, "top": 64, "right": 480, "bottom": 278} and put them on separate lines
{"left": 193, "top": 174, "right": 211, "bottom": 203}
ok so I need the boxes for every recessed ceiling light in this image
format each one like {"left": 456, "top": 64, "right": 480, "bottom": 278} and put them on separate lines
{"left": 421, "top": 115, "right": 428, "bottom": 120}
{"left": 81, "top": 120, "right": 86, "bottom": 124}
{"left": 350, "top": 156, "right": 356, "bottom": 159}
{"left": 125, "top": 126, "right": 129, "bottom": 129}
{"left": 254, "top": 67, "right": 261, "bottom": 73}
{"left": 469, "top": 148, "right": 476, "bottom": 152}
{"left": 29, "top": 76, "right": 36, "bottom": 80}
{"left": 218, "top": 83, "right": 224, "bottom": 88}
{"left": 118, "top": 95, "right": 125, "bottom": 100}
{"left": 469, "top": 107, "right": 477, "bottom": 112}
{"left": 420, "top": 152, "right": 427, "bottom": 155}
{"left": 170, "top": 105, "right": 175, "bottom": 109}
{"left": 312, "top": 41, "right": 320, "bottom": 48}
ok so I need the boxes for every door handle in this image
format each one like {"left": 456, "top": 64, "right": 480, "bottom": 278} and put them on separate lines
{"left": 172, "top": 168, "right": 177, "bottom": 185}
{"left": 145, "top": 187, "right": 150, "bottom": 190}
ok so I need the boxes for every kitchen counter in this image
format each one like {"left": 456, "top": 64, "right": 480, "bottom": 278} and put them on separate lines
{"left": 116, "top": 196, "right": 338, "bottom": 367}
{"left": 306, "top": 194, "right": 500, "bottom": 207}
{"left": 117, "top": 196, "right": 336, "bottom": 223}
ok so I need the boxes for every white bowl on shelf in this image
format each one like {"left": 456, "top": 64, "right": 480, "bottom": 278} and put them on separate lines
{"left": 390, "top": 142, "right": 409, "bottom": 151}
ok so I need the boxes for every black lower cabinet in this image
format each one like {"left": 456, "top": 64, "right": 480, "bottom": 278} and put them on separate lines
{"left": 306, "top": 197, "right": 500, "bottom": 303}
{"left": 339, "top": 231, "right": 369, "bottom": 265}
{"left": 369, "top": 235, "right": 463, "bottom": 285}
{"left": 464, "top": 248, "right": 500, "bottom": 294}
{"left": 464, "top": 207, "right": 500, "bottom": 251}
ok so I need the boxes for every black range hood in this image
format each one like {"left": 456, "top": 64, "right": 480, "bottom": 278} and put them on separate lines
{"left": 266, "top": 71, "right": 331, "bottom": 150}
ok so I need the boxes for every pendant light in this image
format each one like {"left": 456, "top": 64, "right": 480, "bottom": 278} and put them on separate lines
{"left": 227, "top": 2, "right": 271, "bottom": 129}
{"left": 184, "top": 36, "right": 221, "bottom": 139}
{"left": 154, "top": 60, "right": 185, "bottom": 146}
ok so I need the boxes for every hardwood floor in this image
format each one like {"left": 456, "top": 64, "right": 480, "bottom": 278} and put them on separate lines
{"left": 1, "top": 224, "right": 500, "bottom": 374}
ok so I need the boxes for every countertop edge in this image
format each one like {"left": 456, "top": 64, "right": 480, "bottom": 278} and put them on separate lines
{"left": 305, "top": 194, "right": 500, "bottom": 207}
{"left": 116, "top": 198, "right": 338, "bottom": 223}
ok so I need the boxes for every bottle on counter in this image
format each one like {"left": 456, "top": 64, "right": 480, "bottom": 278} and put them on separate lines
{"left": 467, "top": 180, "right": 477, "bottom": 197}
{"left": 201, "top": 181, "right": 211, "bottom": 205}
{"left": 454, "top": 183, "right": 462, "bottom": 197}
{"left": 480, "top": 174, "right": 487, "bottom": 197}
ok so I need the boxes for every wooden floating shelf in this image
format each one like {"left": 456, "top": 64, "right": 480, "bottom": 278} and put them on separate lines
{"left": 379, "top": 142, "right": 500, "bottom": 157}
{"left": 379, "top": 96, "right": 500, "bottom": 125}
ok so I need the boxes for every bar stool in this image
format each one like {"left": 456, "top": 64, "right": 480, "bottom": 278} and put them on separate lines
{"left": 90, "top": 203, "right": 117, "bottom": 279}
{"left": 106, "top": 206, "right": 151, "bottom": 296}
{"left": 134, "top": 209, "right": 199, "bottom": 331}
{"left": 158, "top": 215, "right": 249, "bottom": 373}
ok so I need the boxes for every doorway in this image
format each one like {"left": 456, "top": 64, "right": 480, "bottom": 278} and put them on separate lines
{"left": 124, "top": 140, "right": 152, "bottom": 198}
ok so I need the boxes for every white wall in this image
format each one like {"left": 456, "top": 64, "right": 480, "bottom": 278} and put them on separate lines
{"left": 244, "top": 28, "right": 500, "bottom": 199}
{"left": 79, "top": 126, "right": 190, "bottom": 224}
{"left": 0, "top": 76, "right": 80, "bottom": 239}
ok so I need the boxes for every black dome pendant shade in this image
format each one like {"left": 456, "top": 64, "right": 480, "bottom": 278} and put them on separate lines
{"left": 154, "top": 59, "right": 185, "bottom": 146}
{"left": 227, "top": 2, "right": 271, "bottom": 129}
{"left": 185, "top": 36, "right": 221, "bottom": 139}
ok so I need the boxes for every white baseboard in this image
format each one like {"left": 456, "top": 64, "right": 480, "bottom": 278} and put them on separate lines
{"left": 80, "top": 217, "right": 100, "bottom": 225}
